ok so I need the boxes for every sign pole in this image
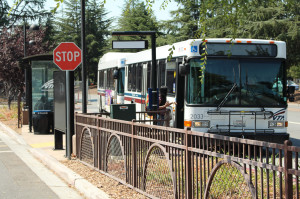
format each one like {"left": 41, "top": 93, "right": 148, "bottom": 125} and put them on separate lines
{"left": 81, "top": 0, "right": 87, "bottom": 114}
{"left": 66, "top": 71, "right": 71, "bottom": 159}
{"left": 53, "top": 42, "right": 81, "bottom": 160}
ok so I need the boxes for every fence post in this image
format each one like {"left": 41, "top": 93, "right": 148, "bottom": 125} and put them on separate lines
{"left": 97, "top": 114, "right": 101, "bottom": 170}
{"left": 284, "top": 140, "right": 293, "bottom": 199}
{"left": 74, "top": 112, "right": 79, "bottom": 158}
{"left": 132, "top": 120, "right": 137, "bottom": 187}
{"left": 185, "top": 127, "right": 192, "bottom": 199}
{"left": 17, "top": 92, "right": 22, "bottom": 128}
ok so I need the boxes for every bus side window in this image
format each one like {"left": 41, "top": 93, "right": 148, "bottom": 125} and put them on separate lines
{"left": 110, "top": 69, "right": 115, "bottom": 90}
{"left": 128, "top": 65, "right": 132, "bottom": 91}
{"left": 166, "top": 61, "right": 176, "bottom": 94}
{"left": 147, "top": 63, "right": 151, "bottom": 89}
{"left": 132, "top": 64, "right": 136, "bottom": 91}
{"left": 99, "top": 70, "right": 104, "bottom": 88}
{"left": 107, "top": 69, "right": 113, "bottom": 89}
{"left": 104, "top": 70, "right": 107, "bottom": 89}
{"left": 101, "top": 70, "right": 103, "bottom": 88}
{"left": 158, "top": 60, "right": 166, "bottom": 88}
{"left": 136, "top": 64, "right": 142, "bottom": 92}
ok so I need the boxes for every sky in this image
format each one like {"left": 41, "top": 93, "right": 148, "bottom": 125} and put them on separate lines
{"left": 7, "top": 0, "right": 178, "bottom": 25}
{"left": 17, "top": 0, "right": 178, "bottom": 23}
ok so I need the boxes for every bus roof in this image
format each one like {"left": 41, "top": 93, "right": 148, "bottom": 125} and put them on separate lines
{"left": 98, "top": 52, "right": 133, "bottom": 70}
{"left": 125, "top": 38, "right": 286, "bottom": 64}
{"left": 98, "top": 39, "right": 286, "bottom": 69}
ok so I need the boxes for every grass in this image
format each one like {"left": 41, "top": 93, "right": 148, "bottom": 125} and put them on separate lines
{"left": 0, "top": 104, "right": 19, "bottom": 121}
{"left": 0, "top": 103, "right": 22, "bottom": 134}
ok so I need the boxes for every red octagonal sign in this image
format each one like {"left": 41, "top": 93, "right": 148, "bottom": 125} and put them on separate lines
{"left": 53, "top": 42, "right": 82, "bottom": 71}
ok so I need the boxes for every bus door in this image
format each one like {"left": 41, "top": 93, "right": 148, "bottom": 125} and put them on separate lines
{"left": 141, "top": 63, "right": 148, "bottom": 112}
{"left": 175, "top": 59, "right": 185, "bottom": 129}
{"left": 101, "top": 70, "right": 107, "bottom": 111}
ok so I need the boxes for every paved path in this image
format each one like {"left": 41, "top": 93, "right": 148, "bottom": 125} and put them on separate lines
{"left": 0, "top": 126, "right": 83, "bottom": 199}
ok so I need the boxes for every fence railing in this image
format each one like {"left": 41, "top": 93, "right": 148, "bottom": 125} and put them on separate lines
{"left": 75, "top": 112, "right": 300, "bottom": 199}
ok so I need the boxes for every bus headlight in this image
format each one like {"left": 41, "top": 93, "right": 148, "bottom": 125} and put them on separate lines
{"left": 193, "top": 120, "right": 210, "bottom": 128}
{"left": 268, "top": 121, "right": 284, "bottom": 128}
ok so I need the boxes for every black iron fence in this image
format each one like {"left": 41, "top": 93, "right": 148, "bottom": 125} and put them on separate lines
{"left": 75, "top": 112, "right": 300, "bottom": 199}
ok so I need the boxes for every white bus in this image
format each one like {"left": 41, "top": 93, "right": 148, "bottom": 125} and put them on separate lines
{"left": 97, "top": 39, "right": 289, "bottom": 143}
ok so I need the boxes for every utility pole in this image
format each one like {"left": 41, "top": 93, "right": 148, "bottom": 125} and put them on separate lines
{"left": 81, "top": 0, "right": 87, "bottom": 113}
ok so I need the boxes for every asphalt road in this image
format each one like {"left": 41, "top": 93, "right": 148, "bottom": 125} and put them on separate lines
{"left": 287, "top": 103, "right": 300, "bottom": 147}
{"left": 0, "top": 126, "right": 82, "bottom": 199}
{"left": 0, "top": 139, "right": 59, "bottom": 199}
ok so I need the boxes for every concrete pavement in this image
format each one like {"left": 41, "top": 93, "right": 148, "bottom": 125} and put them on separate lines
{"left": 0, "top": 122, "right": 110, "bottom": 199}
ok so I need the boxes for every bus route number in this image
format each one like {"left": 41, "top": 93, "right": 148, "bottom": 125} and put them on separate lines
{"left": 190, "top": 114, "right": 203, "bottom": 120}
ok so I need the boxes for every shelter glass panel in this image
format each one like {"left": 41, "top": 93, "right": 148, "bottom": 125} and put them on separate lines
{"left": 31, "top": 61, "right": 58, "bottom": 112}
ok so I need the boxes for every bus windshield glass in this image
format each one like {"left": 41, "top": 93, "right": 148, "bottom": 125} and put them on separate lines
{"left": 187, "top": 58, "right": 286, "bottom": 106}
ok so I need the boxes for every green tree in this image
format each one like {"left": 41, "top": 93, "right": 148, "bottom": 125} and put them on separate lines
{"left": 7, "top": 0, "right": 49, "bottom": 27}
{"left": 113, "top": 0, "right": 159, "bottom": 51}
{"left": 0, "top": 26, "right": 53, "bottom": 108}
{"left": 86, "top": 0, "right": 112, "bottom": 83}
{"left": 0, "top": 0, "right": 10, "bottom": 29}
{"left": 205, "top": 0, "right": 300, "bottom": 78}
{"left": 159, "top": 0, "right": 201, "bottom": 44}
{"left": 54, "top": 0, "right": 81, "bottom": 45}
{"left": 54, "top": 0, "right": 112, "bottom": 82}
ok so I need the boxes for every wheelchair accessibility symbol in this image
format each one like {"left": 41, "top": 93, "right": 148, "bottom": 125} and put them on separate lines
{"left": 191, "top": 46, "right": 198, "bottom": 52}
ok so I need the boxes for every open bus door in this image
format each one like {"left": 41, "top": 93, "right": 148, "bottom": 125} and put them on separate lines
{"left": 175, "top": 59, "right": 185, "bottom": 129}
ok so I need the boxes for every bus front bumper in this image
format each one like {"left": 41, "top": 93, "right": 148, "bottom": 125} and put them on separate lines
{"left": 207, "top": 131, "right": 289, "bottom": 144}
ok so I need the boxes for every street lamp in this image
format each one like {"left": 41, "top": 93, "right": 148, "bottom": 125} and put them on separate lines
{"left": 23, "top": 22, "right": 39, "bottom": 132}
{"left": 24, "top": 23, "right": 39, "bottom": 57}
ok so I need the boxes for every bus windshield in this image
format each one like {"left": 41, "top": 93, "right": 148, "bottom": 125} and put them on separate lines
{"left": 187, "top": 58, "right": 286, "bottom": 107}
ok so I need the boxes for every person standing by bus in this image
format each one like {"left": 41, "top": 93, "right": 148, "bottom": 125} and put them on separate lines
{"left": 158, "top": 87, "right": 175, "bottom": 126}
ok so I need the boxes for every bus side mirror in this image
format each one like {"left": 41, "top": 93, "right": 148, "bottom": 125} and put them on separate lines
{"left": 179, "top": 63, "right": 190, "bottom": 76}
{"left": 113, "top": 69, "right": 119, "bottom": 79}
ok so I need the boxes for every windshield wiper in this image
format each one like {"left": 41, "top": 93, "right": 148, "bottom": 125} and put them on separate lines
{"left": 216, "top": 83, "right": 237, "bottom": 111}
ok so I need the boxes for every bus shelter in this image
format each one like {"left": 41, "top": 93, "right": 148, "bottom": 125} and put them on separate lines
{"left": 21, "top": 54, "right": 59, "bottom": 134}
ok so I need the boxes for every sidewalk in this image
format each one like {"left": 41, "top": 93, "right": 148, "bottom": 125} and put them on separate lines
{"left": 0, "top": 122, "right": 110, "bottom": 199}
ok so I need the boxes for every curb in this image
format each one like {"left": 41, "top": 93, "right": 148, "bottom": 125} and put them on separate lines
{"left": 0, "top": 122, "right": 110, "bottom": 199}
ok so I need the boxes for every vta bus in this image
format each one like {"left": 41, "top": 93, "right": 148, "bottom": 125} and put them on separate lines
{"left": 97, "top": 38, "right": 289, "bottom": 143}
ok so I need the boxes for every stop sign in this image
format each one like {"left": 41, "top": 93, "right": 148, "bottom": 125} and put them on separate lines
{"left": 53, "top": 42, "right": 82, "bottom": 71}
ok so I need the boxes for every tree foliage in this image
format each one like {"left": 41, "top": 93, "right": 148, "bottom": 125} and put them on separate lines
{"left": 0, "top": 1, "right": 10, "bottom": 29}
{"left": 155, "top": 0, "right": 300, "bottom": 78}
{"left": 159, "top": 0, "right": 200, "bottom": 44}
{"left": 7, "top": 0, "right": 50, "bottom": 27}
{"left": 54, "top": 0, "right": 112, "bottom": 82}
{"left": 0, "top": 26, "right": 53, "bottom": 108}
{"left": 203, "top": 0, "right": 300, "bottom": 78}
{"left": 117, "top": 0, "right": 158, "bottom": 32}
{"left": 0, "top": 0, "right": 53, "bottom": 108}
{"left": 113, "top": 0, "right": 159, "bottom": 52}
{"left": 86, "top": 0, "right": 112, "bottom": 82}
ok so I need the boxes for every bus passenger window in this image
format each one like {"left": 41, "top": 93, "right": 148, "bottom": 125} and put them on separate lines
{"left": 98, "top": 70, "right": 104, "bottom": 88}
{"left": 107, "top": 69, "right": 112, "bottom": 89}
{"left": 110, "top": 69, "right": 115, "bottom": 90}
{"left": 132, "top": 65, "right": 136, "bottom": 91}
{"left": 147, "top": 63, "right": 151, "bottom": 89}
{"left": 166, "top": 62, "right": 176, "bottom": 94}
{"left": 136, "top": 64, "right": 142, "bottom": 92}
{"left": 158, "top": 61, "right": 166, "bottom": 88}
{"left": 128, "top": 65, "right": 132, "bottom": 91}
